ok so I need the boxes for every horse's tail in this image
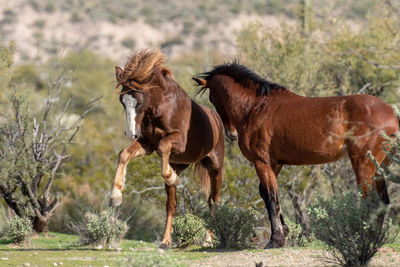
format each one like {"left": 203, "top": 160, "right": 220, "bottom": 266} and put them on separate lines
{"left": 194, "top": 162, "right": 210, "bottom": 198}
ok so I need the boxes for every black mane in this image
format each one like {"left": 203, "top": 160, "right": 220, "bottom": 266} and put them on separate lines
{"left": 199, "top": 61, "right": 286, "bottom": 95}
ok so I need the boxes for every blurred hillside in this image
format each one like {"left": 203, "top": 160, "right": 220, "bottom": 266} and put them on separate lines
{"left": 0, "top": 0, "right": 392, "bottom": 63}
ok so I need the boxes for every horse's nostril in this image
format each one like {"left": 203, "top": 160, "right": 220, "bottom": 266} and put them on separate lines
{"left": 134, "top": 134, "right": 138, "bottom": 139}
{"left": 124, "top": 131, "right": 127, "bottom": 136}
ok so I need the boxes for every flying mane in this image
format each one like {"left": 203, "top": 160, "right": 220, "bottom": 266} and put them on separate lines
{"left": 115, "top": 49, "right": 172, "bottom": 93}
{"left": 198, "top": 61, "right": 287, "bottom": 95}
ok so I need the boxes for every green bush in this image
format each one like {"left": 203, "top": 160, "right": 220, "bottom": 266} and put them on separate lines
{"left": 208, "top": 204, "right": 257, "bottom": 249}
{"left": 285, "top": 219, "right": 310, "bottom": 247}
{"left": 72, "top": 208, "right": 129, "bottom": 247}
{"left": 172, "top": 213, "right": 206, "bottom": 248}
{"left": 308, "top": 191, "right": 393, "bottom": 266}
{"left": 4, "top": 216, "right": 33, "bottom": 244}
{"left": 387, "top": 220, "right": 400, "bottom": 244}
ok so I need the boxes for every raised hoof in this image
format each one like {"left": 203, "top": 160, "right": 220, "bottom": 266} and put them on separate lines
{"left": 110, "top": 196, "right": 122, "bottom": 207}
{"left": 264, "top": 239, "right": 284, "bottom": 249}
{"left": 158, "top": 243, "right": 170, "bottom": 250}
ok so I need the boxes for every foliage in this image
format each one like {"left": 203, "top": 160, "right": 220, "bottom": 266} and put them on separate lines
{"left": 207, "top": 204, "right": 257, "bottom": 249}
{"left": 3, "top": 216, "right": 33, "bottom": 244}
{"left": 72, "top": 208, "right": 129, "bottom": 247}
{"left": 369, "top": 130, "right": 400, "bottom": 184}
{"left": 172, "top": 213, "right": 206, "bottom": 248}
{"left": 308, "top": 191, "right": 393, "bottom": 266}
{"left": 237, "top": 10, "right": 400, "bottom": 99}
{"left": 387, "top": 219, "right": 400, "bottom": 244}
{"left": 285, "top": 219, "right": 310, "bottom": 247}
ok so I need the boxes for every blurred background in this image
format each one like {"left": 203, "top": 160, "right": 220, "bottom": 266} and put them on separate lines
{"left": 0, "top": 0, "right": 399, "bottom": 241}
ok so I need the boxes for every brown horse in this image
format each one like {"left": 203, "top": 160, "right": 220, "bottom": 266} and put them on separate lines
{"left": 193, "top": 61, "right": 399, "bottom": 249}
{"left": 110, "top": 49, "right": 225, "bottom": 248}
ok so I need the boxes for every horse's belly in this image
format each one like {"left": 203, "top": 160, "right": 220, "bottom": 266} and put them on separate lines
{"left": 273, "top": 139, "right": 347, "bottom": 165}
{"left": 169, "top": 138, "right": 214, "bottom": 164}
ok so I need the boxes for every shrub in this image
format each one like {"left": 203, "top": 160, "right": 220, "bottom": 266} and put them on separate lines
{"left": 121, "top": 38, "right": 135, "bottom": 49}
{"left": 285, "top": 219, "right": 310, "bottom": 247}
{"left": 387, "top": 219, "right": 400, "bottom": 244}
{"left": 4, "top": 216, "right": 33, "bottom": 244}
{"left": 172, "top": 213, "right": 206, "bottom": 248}
{"left": 72, "top": 208, "right": 129, "bottom": 247}
{"left": 208, "top": 204, "right": 257, "bottom": 249}
{"left": 308, "top": 191, "right": 393, "bottom": 267}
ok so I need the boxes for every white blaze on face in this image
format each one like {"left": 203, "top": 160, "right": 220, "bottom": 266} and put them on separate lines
{"left": 122, "top": 94, "right": 137, "bottom": 140}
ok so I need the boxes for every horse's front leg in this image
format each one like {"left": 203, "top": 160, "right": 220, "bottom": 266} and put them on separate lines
{"left": 255, "top": 160, "right": 285, "bottom": 249}
{"left": 110, "top": 141, "right": 149, "bottom": 207}
{"left": 157, "top": 134, "right": 186, "bottom": 248}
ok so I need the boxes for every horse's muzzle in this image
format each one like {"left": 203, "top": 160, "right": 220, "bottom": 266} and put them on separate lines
{"left": 225, "top": 129, "right": 238, "bottom": 141}
{"left": 125, "top": 130, "right": 138, "bottom": 140}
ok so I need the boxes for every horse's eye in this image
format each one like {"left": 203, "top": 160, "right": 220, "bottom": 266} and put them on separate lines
{"left": 136, "top": 102, "right": 143, "bottom": 110}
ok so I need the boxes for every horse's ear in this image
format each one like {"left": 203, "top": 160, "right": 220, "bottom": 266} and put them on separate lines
{"left": 115, "top": 66, "right": 123, "bottom": 81}
{"left": 192, "top": 77, "right": 207, "bottom": 87}
{"left": 162, "top": 67, "right": 173, "bottom": 77}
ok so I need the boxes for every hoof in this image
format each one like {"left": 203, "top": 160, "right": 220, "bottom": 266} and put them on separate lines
{"left": 201, "top": 240, "right": 213, "bottom": 248}
{"left": 110, "top": 196, "right": 122, "bottom": 207}
{"left": 159, "top": 243, "right": 170, "bottom": 249}
{"left": 264, "top": 239, "right": 284, "bottom": 249}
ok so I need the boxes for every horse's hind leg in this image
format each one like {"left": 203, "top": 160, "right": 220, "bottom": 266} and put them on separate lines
{"left": 160, "top": 163, "right": 189, "bottom": 249}
{"left": 201, "top": 147, "right": 224, "bottom": 247}
{"left": 348, "top": 143, "right": 390, "bottom": 226}
{"left": 348, "top": 141, "right": 389, "bottom": 203}
{"left": 271, "top": 163, "right": 289, "bottom": 237}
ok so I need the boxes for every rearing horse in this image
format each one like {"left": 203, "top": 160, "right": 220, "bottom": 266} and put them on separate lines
{"left": 194, "top": 61, "right": 399, "bottom": 248}
{"left": 110, "top": 49, "right": 225, "bottom": 248}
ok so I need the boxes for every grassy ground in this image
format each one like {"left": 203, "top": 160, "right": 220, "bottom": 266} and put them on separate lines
{"left": 0, "top": 233, "right": 208, "bottom": 267}
{"left": 0, "top": 233, "right": 399, "bottom": 266}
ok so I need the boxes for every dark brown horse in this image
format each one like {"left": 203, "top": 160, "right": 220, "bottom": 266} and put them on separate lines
{"left": 193, "top": 62, "right": 399, "bottom": 248}
{"left": 110, "top": 49, "right": 225, "bottom": 248}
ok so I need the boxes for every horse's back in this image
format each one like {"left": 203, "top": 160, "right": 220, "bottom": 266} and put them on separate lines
{"left": 265, "top": 93, "right": 398, "bottom": 165}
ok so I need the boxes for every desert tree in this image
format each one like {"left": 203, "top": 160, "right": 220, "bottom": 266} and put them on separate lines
{"left": 0, "top": 62, "right": 100, "bottom": 232}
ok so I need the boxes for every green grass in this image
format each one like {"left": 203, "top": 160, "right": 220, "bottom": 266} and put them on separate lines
{"left": 0, "top": 232, "right": 209, "bottom": 267}
{"left": 0, "top": 232, "right": 398, "bottom": 266}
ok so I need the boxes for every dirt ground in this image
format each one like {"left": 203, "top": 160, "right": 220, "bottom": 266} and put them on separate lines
{"left": 191, "top": 247, "right": 400, "bottom": 267}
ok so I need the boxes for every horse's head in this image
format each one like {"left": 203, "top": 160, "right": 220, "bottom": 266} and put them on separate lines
{"left": 193, "top": 77, "right": 238, "bottom": 141}
{"left": 117, "top": 84, "right": 145, "bottom": 140}
{"left": 115, "top": 49, "right": 172, "bottom": 140}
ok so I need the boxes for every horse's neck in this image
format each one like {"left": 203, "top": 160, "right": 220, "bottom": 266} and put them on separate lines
{"left": 149, "top": 81, "right": 191, "bottom": 116}
{"left": 224, "top": 89, "right": 259, "bottom": 127}
{"left": 227, "top": 89, "right": 297, "bottom": 128}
